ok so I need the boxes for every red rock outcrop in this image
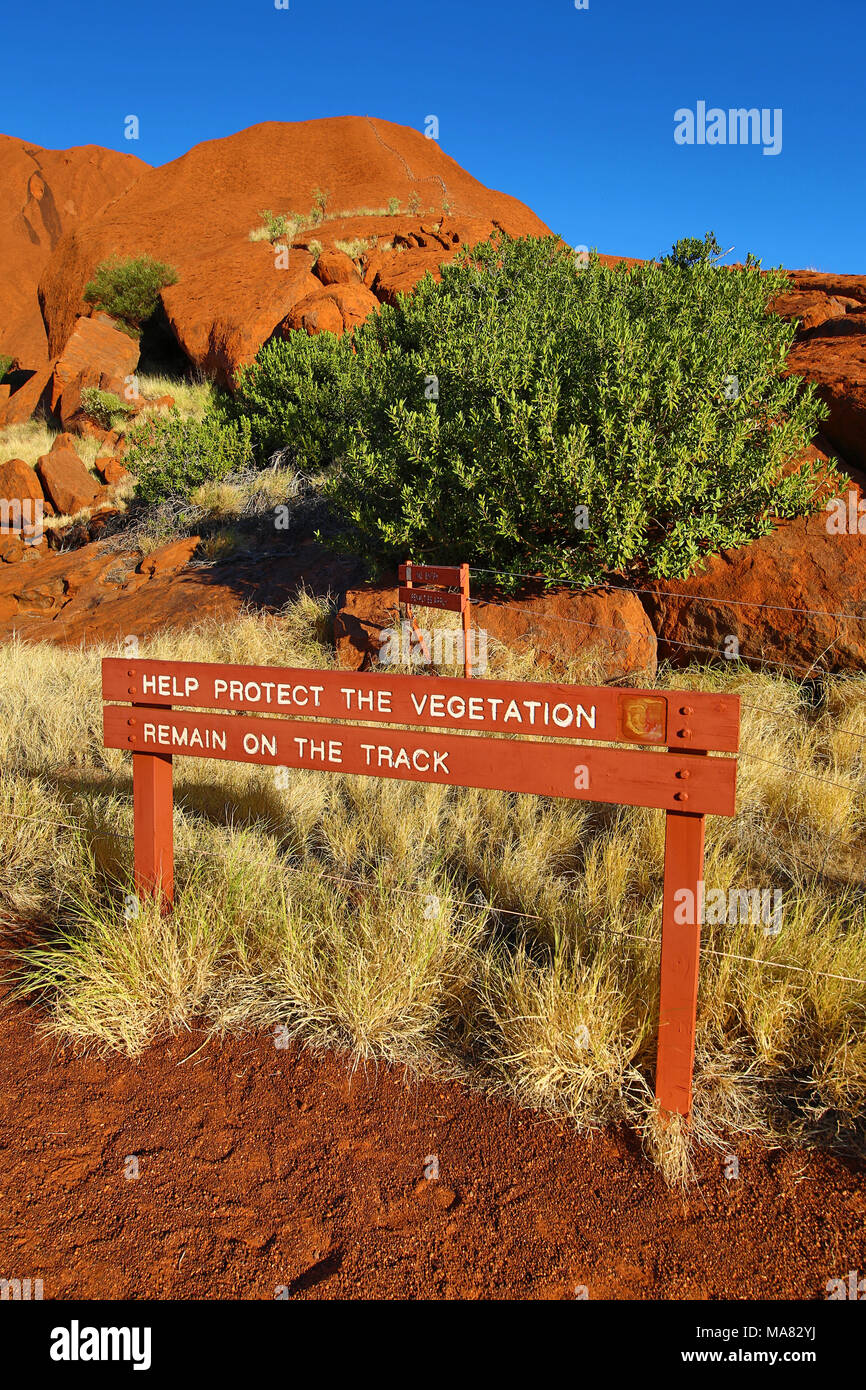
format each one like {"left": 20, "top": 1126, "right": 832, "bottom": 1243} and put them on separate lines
{"left": 136, "top": 536, "right": 200, "bottom": 579}
{"left": 49, "top": 315, "right": 141, "bottom": 429}
{"left": 37, "top": 117, "right": 551, "bottom": 386}
{"left": 0, "top": 361, "right": 55, "bottom": 428}
{"left": 96, "top": 456, "right": 128, "bottom": 486}
{"left": 35, "top": 446, "right": 103, "bottom": 516}
{"left": 0, "top": 457, "right": 44, "bottom": 508}
{"left": 281, "top": 281, "right": 381, "bottom": 336}
{"left": 773, "top": 271, "right": 866, "bottom": 478}
{"left": 335, "top": 580, "right": 657, "bottom": 682}
{"left": 0, "top": 535, "right": 359, "bottom": 647}
{"left": 642, "top": 488, "right": 866, "bottom": 675}
{"left": 0, "top": 458, "right": 44, "bottom": 536}
{"left": 313, "top": 249, "right": 359, "bottom": 286}
{"left": 0, "top": 136, "right": 146, "bottom": 370}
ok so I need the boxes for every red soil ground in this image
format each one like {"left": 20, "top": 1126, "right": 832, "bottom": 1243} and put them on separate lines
{"left": 1, "top": 985, "right": 863, "bottom": 1302}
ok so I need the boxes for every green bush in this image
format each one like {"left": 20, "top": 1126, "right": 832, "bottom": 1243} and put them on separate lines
{"left": 228, "top": 231, "right": 832, "bottom": 585}
{"left": 249, "top": 209, "right": 292, "bottom": 244}
{"left": 223, "top": 327, "right": 368, "bottom": 468}
{"left": 662, "top": 231, "right": 725, "bottom": 269}
{"left": 83, "top": 256, "right": 179, "bottom": 337}
{"left": 0, "top": 353, "right": 13, "bottom": 382}
{"left": 80, "top": 386, "right": 133, "bottom": 429}
{"left": 124, "top": 412, "right": 253, "bottom": 503}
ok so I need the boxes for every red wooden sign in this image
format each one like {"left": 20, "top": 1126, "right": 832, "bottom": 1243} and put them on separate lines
{"left": 399, "top": 561, "right": 473, "bottom": 677}
{"left": 102, "top": 658, "right": 741, "bottom": 1121}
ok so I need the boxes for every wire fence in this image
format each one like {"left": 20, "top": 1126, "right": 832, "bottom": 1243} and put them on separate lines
{"left": 1, "top": 794, "right": 864, "bottom": 989}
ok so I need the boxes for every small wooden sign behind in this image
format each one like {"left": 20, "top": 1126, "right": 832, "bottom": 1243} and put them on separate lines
{"left": 398, "top": 561, "right": 472, "bottom": 677}
{"left": 102, "top": 657, "right": 741, "bottom": 1121}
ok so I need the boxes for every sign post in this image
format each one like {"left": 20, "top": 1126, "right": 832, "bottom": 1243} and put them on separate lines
{"left": 130, "top": 695, "right": 174, "bottom": 912}
{"left": 103, "top": 659, "right": 740, "bottom": 1119}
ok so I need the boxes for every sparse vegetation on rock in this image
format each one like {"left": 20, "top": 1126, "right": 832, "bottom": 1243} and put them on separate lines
{"left": 80, "top": 386, "right": 133, "bottom": 430}
{"left": 83, "top": 255, "right": 179, "bottom": 338}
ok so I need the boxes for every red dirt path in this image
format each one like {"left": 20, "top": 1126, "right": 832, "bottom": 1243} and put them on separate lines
{"left": 0, "top": 990, "right": 863, "bottom": 1301}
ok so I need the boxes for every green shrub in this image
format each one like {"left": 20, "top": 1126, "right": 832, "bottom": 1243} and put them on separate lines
{"left": 249, "top": 209, "right": 291, "bottom": 244}
{"left": 83, "top": 256, "right": 178, "bottom": 337}
{"left": 80, "top": 386, "right": 133, "bottom": 429}
{"left": 310, "top": 186, "right": 330, "bottom": 225}
{"left": 223, "top": 328, "right": 368, "bottom": 468}
{"left": 0, "top": 353, "right": 13, "bottom": 382}
{"left": 124, "top": 412, "right": 253, "bottom": 503}
{"left": 229, "top": 231, "right": 831, "bottom": 585}
{"left": 662, "top": 231, "right": 726, "bottom": 269}
{"left": 387, "top": 196, "right": 401, "bottom": 216}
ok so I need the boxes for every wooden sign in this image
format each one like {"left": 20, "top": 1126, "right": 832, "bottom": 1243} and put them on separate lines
{"left": 102, "top": 658, "right": 741, "bottom": 1121}
{"left": 103, "top": 705, "right": 735, "bottom": 814}
{"left": 101, "top": 661, "right": 740, "bottom": 751}
{"left": 399, "top": 561, "right": 472, "bottom": 677}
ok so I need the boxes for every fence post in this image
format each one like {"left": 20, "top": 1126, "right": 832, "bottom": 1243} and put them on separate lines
{"left": 460, "top": 563, "right": 472, "bottom": 679}
{"left": 655, "top": 806, "right": 705, "bottom": 1118}
{"left": 131, "top": 702, "right": 174, "bottom": 912}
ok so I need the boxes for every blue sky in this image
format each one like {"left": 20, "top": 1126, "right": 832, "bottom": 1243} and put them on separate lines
{"left": 1, "top": 0, "right": 862, "bottom": 271}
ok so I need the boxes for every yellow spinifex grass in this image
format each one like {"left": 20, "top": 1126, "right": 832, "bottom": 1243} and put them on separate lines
{"left": 0, "top": 595, "right": 864, "bottom": 1180}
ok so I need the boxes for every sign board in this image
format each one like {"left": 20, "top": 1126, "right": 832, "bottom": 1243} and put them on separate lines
{"left": 102, "top": 657, "right": 741, "bottom": 1120}
{"left": 398, "top": 561, "right": 472, "bottom": 676}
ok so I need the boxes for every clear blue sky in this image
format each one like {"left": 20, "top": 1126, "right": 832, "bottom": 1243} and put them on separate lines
{"left": 1, "top": 0, "right": 862, "bottom": 271}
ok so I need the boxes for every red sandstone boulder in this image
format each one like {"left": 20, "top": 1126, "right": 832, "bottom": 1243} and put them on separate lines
{"left": 281, "top": 281, "right": 381, "bottom": 337}
{"left": 48, "top": 315, "right": 140, "bottom": 430}
{"left": 368, "top": 247, "right": 452, "bottom": 306}
{"left": 96, "top": 456, "right": 129, "bottom": 486}
{"left": 136, "top": 535, "right": 200, "bottom": 579}
{"left": 0, "top": 361, "right": 55, "bottom": 428}
{"left": 50, "top": 432, "right": 79, "bottom": 455}
{"left": 0, "top": 457, "right": 44, "bottom": 506}
{"left": 313, "top": 249, "right": 359, "bottom": 286}
{"left": 161, "top": 242, "right": 322, "bottom": 386}
{"left": 35, "top": 447, "right": 102, "bottom": 516}
{"left": 0, "top": 458, "right": 44, "bottom": 535}
{"left": 0, "top": 534, "right": 27, "bottom": 563}
{"left": 642, "top": 492, "right": 866, "bottom": 674}
{"left": 335, "top": 580, "right": 657, "bottom": 682}
{"left": 474, "top": 587, "right": 657, "bottom": 680}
